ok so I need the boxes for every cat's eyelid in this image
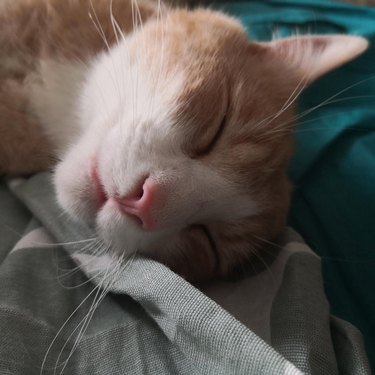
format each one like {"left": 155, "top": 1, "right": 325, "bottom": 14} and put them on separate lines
{"left": 208, "top": 112, "right": 227, "bottom": 150}
{"left": 194, "top": 107, "right": 229, "bottom": 158}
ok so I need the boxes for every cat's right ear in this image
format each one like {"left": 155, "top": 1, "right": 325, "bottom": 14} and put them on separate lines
{"left": 256, "top": 35, "right": 368, "bottom": 84}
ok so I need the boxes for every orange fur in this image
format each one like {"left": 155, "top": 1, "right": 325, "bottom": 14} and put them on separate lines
{"left": 0, "top": 0, "right": 157, "bottom": 175}
{"left": 0, "top": 79, "right": 53, "bottom": 174}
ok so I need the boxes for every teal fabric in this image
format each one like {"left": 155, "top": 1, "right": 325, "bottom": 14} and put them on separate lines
{"left": 215, "top": 0, "right": 375, "bottom": 371}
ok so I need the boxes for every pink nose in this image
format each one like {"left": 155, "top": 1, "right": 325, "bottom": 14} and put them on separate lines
{"left": 115, "top": 177, "right": 160, "bottom": 230}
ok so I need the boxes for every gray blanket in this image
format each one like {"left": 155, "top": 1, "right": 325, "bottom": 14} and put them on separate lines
{"left": 0, "top": 173, "right": 371, "bottom": 374}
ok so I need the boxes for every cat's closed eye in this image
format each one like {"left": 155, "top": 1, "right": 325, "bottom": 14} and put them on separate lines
{"left": 194, "top": 112, "right": 229, "bottom": 157}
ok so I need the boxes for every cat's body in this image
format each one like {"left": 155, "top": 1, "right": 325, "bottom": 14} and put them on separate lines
{"left": 0, "top": 0, "right": 368, "bottom": 281}
{"left": 0, "top": 0, "right": 157, "bottom": 172}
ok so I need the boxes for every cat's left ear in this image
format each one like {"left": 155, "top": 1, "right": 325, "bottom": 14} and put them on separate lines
{"left": 259, "top": 35, "right": 368, "bottom": 83}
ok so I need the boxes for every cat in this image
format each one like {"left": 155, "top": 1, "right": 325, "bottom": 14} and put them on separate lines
{"left": 0, "top": 0, "right": 368, "bottom": 282}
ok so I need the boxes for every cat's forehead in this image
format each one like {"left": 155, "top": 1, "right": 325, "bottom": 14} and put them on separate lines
{"left": 127, "top": 9, "right": 248, "bottom": 72}
{"left": 117, "top": 10, "right": 249, "bottom": 124}
{"left": 111, "top": 8, "right": 293, "bottom": 153}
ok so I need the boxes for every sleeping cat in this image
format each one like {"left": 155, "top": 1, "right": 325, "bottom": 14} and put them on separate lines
{"left": 0, "top": 0, "right": 368, "bottom": 281}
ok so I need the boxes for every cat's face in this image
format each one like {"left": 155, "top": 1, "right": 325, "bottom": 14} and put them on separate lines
{"left": 54, "top": 9, "right": 367, "bottom": 281}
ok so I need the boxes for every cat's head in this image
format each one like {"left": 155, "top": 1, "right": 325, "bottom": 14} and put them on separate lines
{"left": 54, "top": 9, "right": 367, "bottom": 281}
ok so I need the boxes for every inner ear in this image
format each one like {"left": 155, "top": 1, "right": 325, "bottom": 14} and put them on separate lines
{"left": 258, "top": 35, "right": 368, "bottom": 84}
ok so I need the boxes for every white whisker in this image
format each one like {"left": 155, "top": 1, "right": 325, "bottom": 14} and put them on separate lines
{"left": 56, "top": 254, "right": 126, "bottom": 374}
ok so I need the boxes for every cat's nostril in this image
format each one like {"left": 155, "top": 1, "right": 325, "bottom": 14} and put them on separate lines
{"left": 115, "top": 177, "right": 160, "bottom": 230}
{"left": 125, "top": 176, "right": 147, "bottom": 201}
{"left": 91, "top": 161, "right": 107, "bottom": 207}
{"left": 136, "top": 184, "right": 144, "bottom": 200}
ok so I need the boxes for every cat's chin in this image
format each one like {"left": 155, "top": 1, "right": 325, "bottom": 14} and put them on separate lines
{"left": 95, "top": 199, "right": 172, "bottom": 259}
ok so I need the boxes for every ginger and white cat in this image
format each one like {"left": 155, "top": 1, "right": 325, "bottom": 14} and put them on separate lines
{"left": 0, "top": 0, "right": 368, "bottom": 281}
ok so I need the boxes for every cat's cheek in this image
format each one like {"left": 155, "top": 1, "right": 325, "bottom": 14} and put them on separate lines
{"left": 151, "top": 227, "right": 218, "bottom": 282}
{"left": 54, "top": 158, "right": 97, "bottom": 224}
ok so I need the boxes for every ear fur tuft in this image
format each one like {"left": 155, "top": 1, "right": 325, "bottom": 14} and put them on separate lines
{"left": 260, "top": 35, "right": 368, "bottom": 83}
